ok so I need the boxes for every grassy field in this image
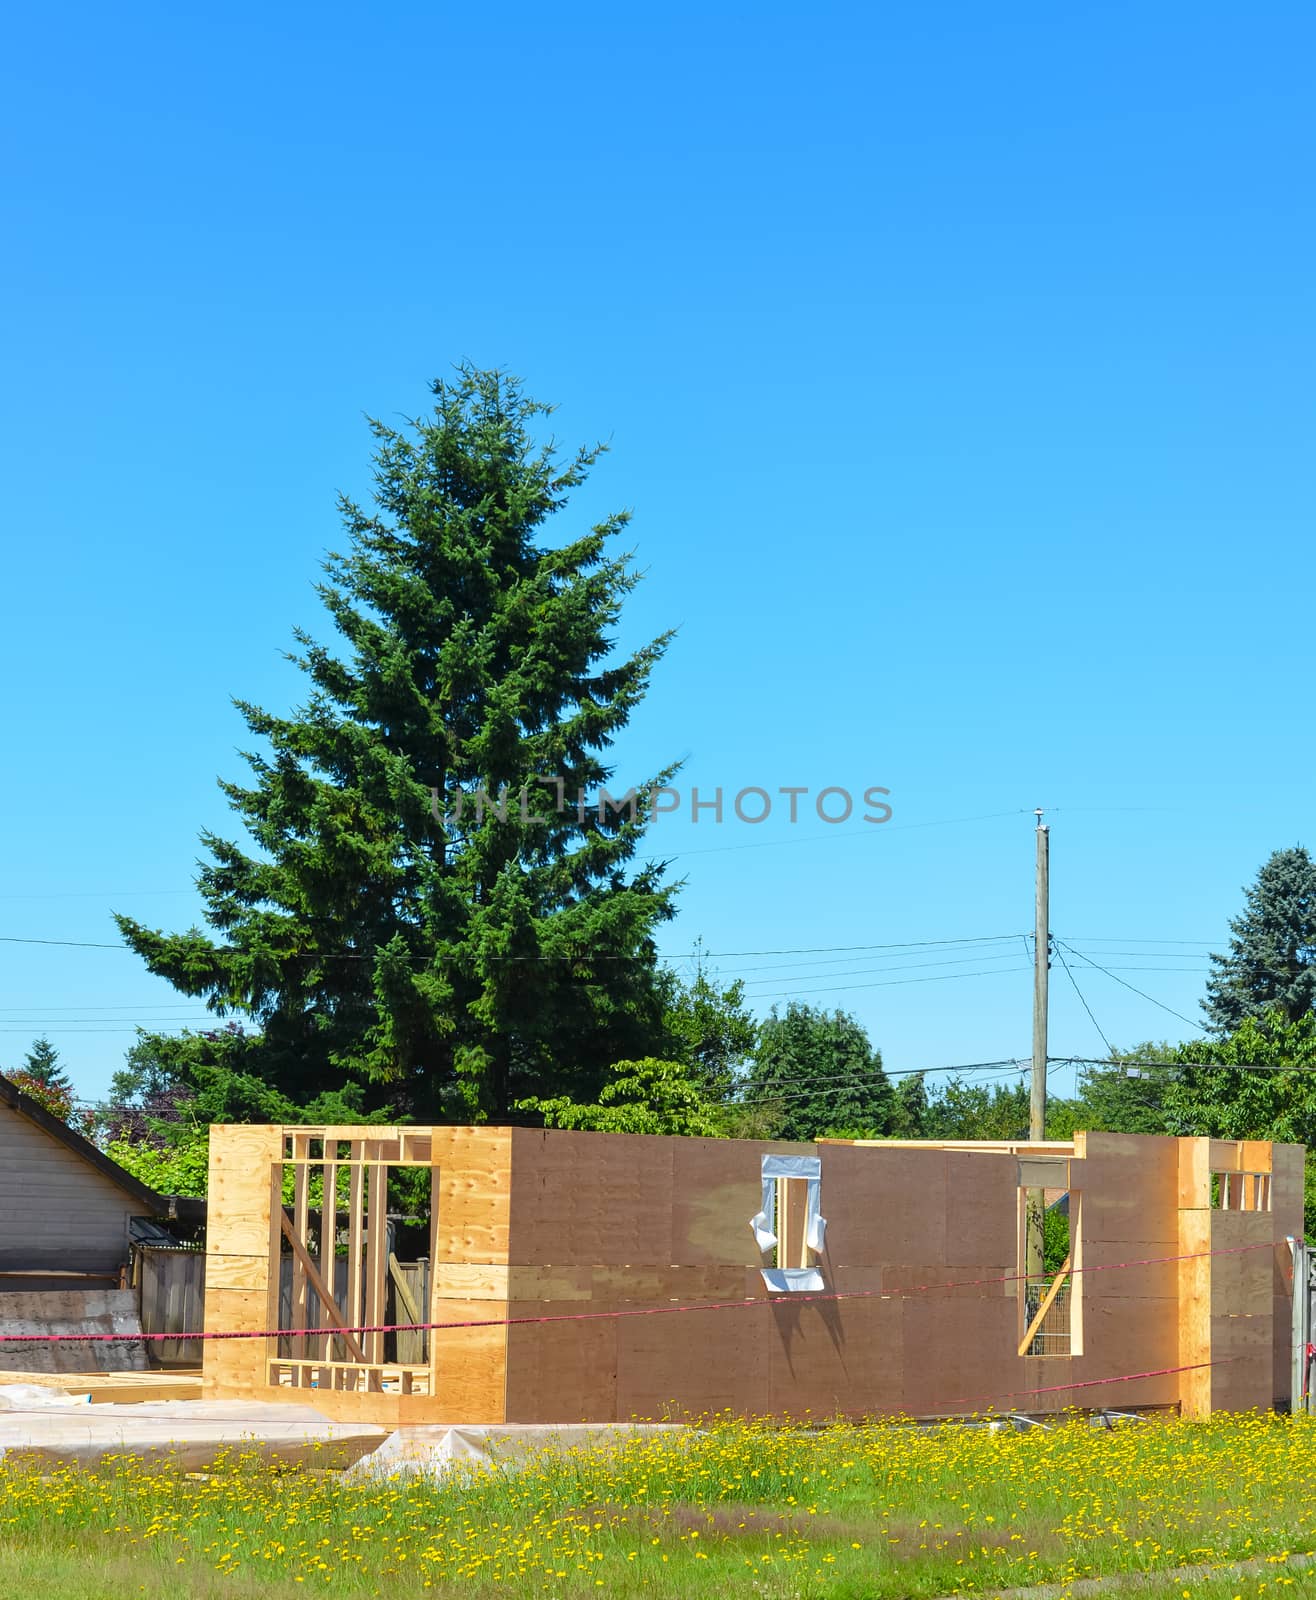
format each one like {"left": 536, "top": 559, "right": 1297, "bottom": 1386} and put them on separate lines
{"left": 1, "top": 1411, "right": 1315, "bottom": 1598}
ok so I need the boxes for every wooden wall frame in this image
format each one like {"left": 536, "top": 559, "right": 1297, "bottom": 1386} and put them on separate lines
{"left": 201, "top": 1128, "right": 1302, "bottom": 1424}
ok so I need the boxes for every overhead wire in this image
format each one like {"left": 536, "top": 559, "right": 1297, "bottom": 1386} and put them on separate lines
{"left": 1051, "top": 940, "right": 1207, "bottom": 1034}
{"left": 1052, "top": 941, "right": 1116, "bottom": 1060}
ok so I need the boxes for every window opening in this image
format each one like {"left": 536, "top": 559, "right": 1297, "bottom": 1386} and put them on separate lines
{"left": 1017, "top": 1161, "right": 1080, "bottom": 1357}
{"left": 1211, "top": 1170, "right": 1270, "bottom": 1211}
{"left": 751, "top": 1154, "right": 826, "bottom": 1292}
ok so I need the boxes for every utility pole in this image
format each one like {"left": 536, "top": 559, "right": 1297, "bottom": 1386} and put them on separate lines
{"left": 1024, "top": 810, "right": 1051, "bottom": 1312}
{"left": 1031, "top": 809, "right": 1049, "bottom": 1140}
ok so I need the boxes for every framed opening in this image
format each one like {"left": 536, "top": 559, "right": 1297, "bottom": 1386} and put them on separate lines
{"left": 270, "top": 1131, "right": 437, "bottom": 1394}
{"left": 1017, "top": 1159, "right": 1081, "bottom": 1358}
{"left": 1211, "top": 1170, "right": 1270, "bottom": 1211}
{"left": 751, "top": 1154, "right": 826, "bottom": 1292}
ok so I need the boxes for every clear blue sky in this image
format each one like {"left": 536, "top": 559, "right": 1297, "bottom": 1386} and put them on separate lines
{"left": 1, "top": 2, "right": 1311, "bottom": 1103}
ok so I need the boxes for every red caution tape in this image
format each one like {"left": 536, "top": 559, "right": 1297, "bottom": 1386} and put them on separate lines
{"left": 0, "top": 1241, "right": 1278, "bottom": 1346}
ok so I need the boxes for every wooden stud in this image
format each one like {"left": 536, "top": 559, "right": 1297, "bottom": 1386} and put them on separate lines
{"left": 320, "top": 1153, "right": 338, "bottom": 1365}
{"left": 279, "top": 1211, "right": 367, "bottom": 1363}
{"left": 346, "top": 1158, "right": 364, "bottom": 1354}
{"left": 366, "top": 1158, "right": 387, "bottom": 1366}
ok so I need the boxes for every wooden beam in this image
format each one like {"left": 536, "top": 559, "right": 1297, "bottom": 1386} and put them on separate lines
{"left": 389, "top": 1252, "right": 422, "bottom": 1324}
{"left": 280, "top": 1211, "right": 367, "bottom": 1363}
{"left": 1018, "top": 1254, "right": 1072, "bottom": 1358}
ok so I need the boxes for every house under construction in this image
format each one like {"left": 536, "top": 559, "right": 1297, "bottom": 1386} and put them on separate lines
{"left": 201, "top": 1125, "right": 1302, "bottom": 1424}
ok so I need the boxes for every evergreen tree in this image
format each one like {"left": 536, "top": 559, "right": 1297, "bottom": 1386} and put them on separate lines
{"left": 22, "top": 1035, "right": 70, "bottom": 1092}
{"left": 743, "top": 1003, "right": 893, "bottom": 1141}
{"left": 659, "top": 947, "right": 757, "bottom": 1101}
{"left": 116, "top": 368, "right": 678, "bottom": 1120}
{"left": 1204, "top": 846, "right": 1316, "bottom": 1033}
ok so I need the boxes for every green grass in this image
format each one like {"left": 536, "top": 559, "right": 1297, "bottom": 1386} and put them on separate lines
{"left": 3, "top": 1411, "right": 1316, "bottom": 1597}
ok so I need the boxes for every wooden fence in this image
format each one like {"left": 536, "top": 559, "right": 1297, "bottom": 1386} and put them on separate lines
{"left": 134, "top": 1245, "right": 205, "bottom": 1367}
{"left": 133, "top": 1245, "right": 431, "bottom": 1367}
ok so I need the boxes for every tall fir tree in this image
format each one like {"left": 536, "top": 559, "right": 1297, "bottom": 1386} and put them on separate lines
{"left": 1204, "top": 846, "right": 1316, "bottom": 1034}
{"left": 117, "top": 368, "right": 678, "bottom": 1120}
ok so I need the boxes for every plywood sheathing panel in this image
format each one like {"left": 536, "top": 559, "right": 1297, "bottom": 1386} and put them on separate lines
{"left": 1080, "top": 1237, "right": 1180, "bottom": 1302}
{"left": 202, "top": 1126, "right": 282, "bottom": 1400}
{"left": 1075, "top": 1296, "right": 1180, "bottom": 1408}
{"left": 1271, "top": 1144, "right": 1305, "bottom": 1237}
{"left": 1269, "top": 1143, "right": 1304, "bottom": 1408}
{"left": 1208, "top": 1212, "right": 1274, "bottom": 1311}
{"left": 429, "top": 1295, "right": 509, "bottom": 1422}
{"left": 864, "top": 1263, "right": 1009, "bottom": 1300}
{"left": 672, "top": 1137, "right": 805, "bottom": 1265}
{"left": 430, "top": 1127, "right": 513, "bottom": 1263}
{"left": 507, "top": 1129, "right": 679, "bottom": 1266}
{"left": 504, "top": 1299, "right": 620, "bottom": 1423}
{"left": 943, "top": 1152, "right": 1018, "bottom": 1267}
{"left": 616, "top": 1296, "right": 771, "bottom": 1421}
{"left": 1080, "top": 1133, "right": 1180, "bottom": 1245}
{"left": 899, "top": 1297, "right": 1018, "bottom": 1415}
{"left": 768, "top": 1296, "right": 904, "bottom": 1417}
{"left": 426, "top": 1128, "right": 513, "bottom": 1423}
{"left": 818, "top": 1144, "right": 948, "bottom": 1265}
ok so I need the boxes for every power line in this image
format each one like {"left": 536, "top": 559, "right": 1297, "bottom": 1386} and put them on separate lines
{"left": 1060, "top": 936, "right": 1217, "bottom": 948}
{"left": 1053, "top": 943, "right": 1115, "bottom": 1059}
{"left": 1053, "top": 1054, "right": 1316, "bottom": 1076}
{"left": 0, "top": 931, "right": 1026, "bottom": 960}
{"left": 1051, "top": 941, "right": 1206, "bottom": 1034}
{"left": 694, "top": 937, "right": 1020, "bottom": 976}
{"left": 740, "top": 965, "right": 1030, "bottom": 1000}
{"left": 735, "top": 951, "right": 1023, "bottom": 988}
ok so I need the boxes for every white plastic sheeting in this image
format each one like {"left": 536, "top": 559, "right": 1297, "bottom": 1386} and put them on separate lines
{"left": 750, "top": 1153, "right": 827, "bottom": 1291}
{"left": 343, "top": 1422, "right": 688, "bottom": 1480}
{"left": 0, "top": 1386, "right": 386, "bottom": 1471}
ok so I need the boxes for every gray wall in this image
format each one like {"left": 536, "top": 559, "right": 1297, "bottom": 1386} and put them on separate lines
{"left": 0, "top": 1102, "right": 141, "bottom": 1274}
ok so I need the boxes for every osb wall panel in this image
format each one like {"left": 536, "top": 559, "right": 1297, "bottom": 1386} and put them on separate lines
{"left": 616, "top": 1299, "right": 772, "bottom": 1422}
{"left": 816, "top": 1145, "right": 952, "bottom": 1266}
{"left": 768, "top": 1297, "right": 904, "bottom": 1416}
{"left": 507, "top": 1130, "right": 806, "bottom": 1268}
{"left": 1078, "top": 1134, "right": 1181, "bottom": 1245}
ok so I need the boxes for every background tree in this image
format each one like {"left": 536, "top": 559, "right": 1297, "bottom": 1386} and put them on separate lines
{"left": 1204, "top": 846, "right": 1316, "bottom": 1033}
{"left": 98, "top": 1025, "right": 393, "bottom": 1200}
{"left": 923, "top": 1077, "right": 1031, "bottom": 1141}
{"left": 521, "top": 1056, "right": 727, "bottom": 1137}
{"left": 1074, "top": 1041, "right": 1180, "bottom": 1135}
{"left": 742, "top": 1003, "right": 893, "bottom": 1141}
{"left": 891, "top": 1071, "right": 929, "bottom": 1138}
{"left": 659, "top": 948, "right": 757, "bottom": 1102}
{"left": 116, "top": 368, "right": 678, "bottom": 1122}
{"left": 21, "top": 1035, "right": 71, "bottom": 1093}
